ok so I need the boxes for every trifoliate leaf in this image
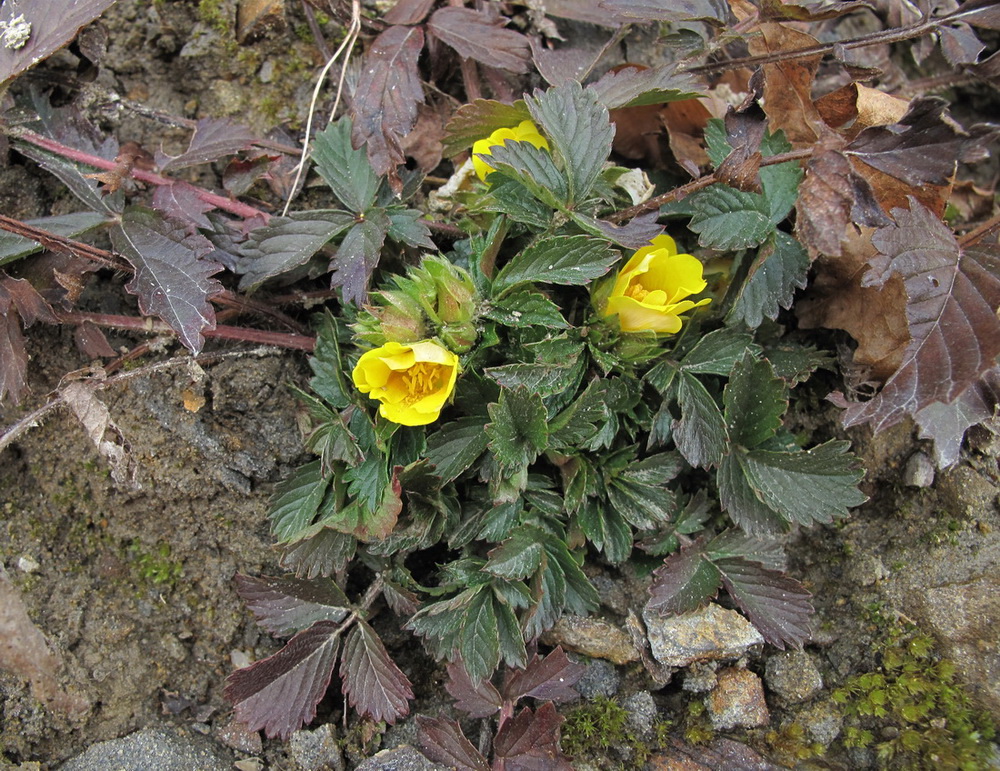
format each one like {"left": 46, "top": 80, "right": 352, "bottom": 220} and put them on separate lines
{"left": 715, "top": 557, "right": 813, "bottom": 649}
{"left": 525, "top": 81, "right": 614, "bottom": 205}
{"left": 674, "top": 372, "right": 728, "bottom": 469}
{"left": 492, "top": 234, "right": 617, "bottom": 295}
{"left": 679, "top": 328, "right": 761, "bottom": 376}
{"left": 728, "top": 231, "right": 810, "bottom": 329}
{"left": 237, "top": 210, "right": 355, "bottom": 290}
{"left": 647, "top": 540, "right": 722, "bottom": 616}
{"left": 426, "top": 417, "right": 490, "bottom": 483}
{"left": 741, "top": 440, "right": 868, "bottom": 527}
{"left": 486, "top": 386, "right": 550, "bottom": 471}
{"left": 482, "top": 288, "right": 569, "bottom": 329}
{"left": 312, "top": 119, "right": 380, "bottom": 214}
{"left": 724, "top": 353, "right": 787, "bottom": 450}
{"left": 687, "top": 185, "right": 774, "bottom": 250}
{"left": 493, "top": 703, "right": 573, "bottom": 771}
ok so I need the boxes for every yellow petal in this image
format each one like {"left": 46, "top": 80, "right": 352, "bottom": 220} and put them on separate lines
{"left": 642, "top": 251, "right": 708, "bottom": 302}
{"left": 606, "top": 295, "right": 683, "bottom": 334}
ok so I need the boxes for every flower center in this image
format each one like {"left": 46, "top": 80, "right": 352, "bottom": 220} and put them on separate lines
{"left": 397, "top": 362, "right": 442, "bottom": 404}
{"left": 625, "top": 282, "right": 668, "bottom": 306}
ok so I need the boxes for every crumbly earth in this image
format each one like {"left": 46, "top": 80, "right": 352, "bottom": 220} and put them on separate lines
{"left": 1, "top": 1, "right": 998, "bottom": 769}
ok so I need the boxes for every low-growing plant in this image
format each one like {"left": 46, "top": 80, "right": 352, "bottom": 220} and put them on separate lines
{"left": 222, "top": 80, "right": 869, "bottom": 739}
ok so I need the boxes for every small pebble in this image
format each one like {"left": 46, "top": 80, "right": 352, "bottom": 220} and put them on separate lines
{"left": 903, "top": 451, "right": 935, "bottom": 488}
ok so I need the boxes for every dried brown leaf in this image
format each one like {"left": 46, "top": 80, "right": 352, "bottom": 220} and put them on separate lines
{"left": 62, "top": 381, "right": 138, "bottom": 487}
{"left": 0, "top": 285, "right": 28, "bottom": 406}
{"left": 815, "top": 83, "right": 910, "bottom": 137}
{"left": 351, "top": 25, "right": 425, "bottom": 189}
{"left": 428, "top": 7, "right": 530, "bottom": 74}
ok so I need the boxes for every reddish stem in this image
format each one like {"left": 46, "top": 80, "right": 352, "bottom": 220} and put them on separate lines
{"left": 12, "top": 129, "right": 269, "bottom": 222}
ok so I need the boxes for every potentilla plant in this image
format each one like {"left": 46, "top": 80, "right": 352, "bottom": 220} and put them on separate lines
{"left": 225, "top": 81, "right": 867, "bottom": 745}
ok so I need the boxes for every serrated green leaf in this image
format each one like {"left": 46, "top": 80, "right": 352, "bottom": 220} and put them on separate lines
{"left": 442, "top": 98, "right": 531, "bottom": 157}
{"left": 543, "top": 536, "right": 600, "bottom": 616}
{"left": 460, "top": 588, "right": 501, "bottom": 682}
{"left": 309, "top": 311, "right": 352, "bottom": 409}
{"left": 644, "top": 360, "right": 680, "bottom": 395}
{"left": 724, "top": 353, "right": 787, "bottom": 450}
{"left": 621, "top": 453, "right": 684, "bottom": 485}
{"left": 588, "top": 63, "right": 704, "bottom": 109}
{"left": 486, "top": 359, "right": 583, "bottom": 397}
{"left": 482, "top": 289, "right": 569, "bottom": 329}
{"left": 312, "top": 119, "right": 380, "bottom": 214}
{"left": 704, "top": 118, "right": 730, "bottom": 168}
{"left": 526, "top": 81, "right": 614, "bottom": 205}
{"left": 485, "top": 525, "right": 546, "bottom": 580}
{"left": 718, "top": 451, "right": 789, "bottom": 536}
{"left": 647, "top": 541, "right": 722, "bottom": 616}
{"left": 679, "top": 328, "right": 761, "bottom": 375}
{"left": 607, "top": 477, "right": 675, "bottom": 530}
{"left": 485, "top": 140, "right": 568, "bottom": 206}
{"left": 523, "top": 554, "right": 565, "bottom": 641}
{"left": 477, "top": 176, "right": 554, "bottom": 229}
{"left": 477, "top": 500, "right": 522, "bottom": 543}
{"left": 270, "top": 460, "right": 335, "bottom": 543}
{"left": 577, "top": 498, "right": 632, "bottom": 564}
{"left": 706, "top": 529, "right": 787, "bottom": 572}
{"left": 741, "top": 440, "right": 867, "bottom": 527}
{"left": 238, "top": 210, "right": 355, "bottom": 289}
{"left": 493, "top": 598, "right": 528, "bottom": 670}
{"left": 387, "top": 208, "right": 435, "bottom": 249}
{"left": 486, "top": 387, "right": 549, "bottom": 470}
{"left": 763, "top": 343, "right": 833, "bottom": 385}
{"left": 493, "top": 235, "right": 617, "bottom": 295}
{"left": 639, "top": 489, "right": 713, "bottom": 556}
{"left": 675, "top": 372, "right": 728, "bottom": 468}
{"left": 426, "top": 417, "right": 490, "bottom": 483}
{"left": 0, "top": 212, "right": 110, "bottom": 266}
{"left": 330, "top": 209, "right": 391, "bottom": 306}
{"left": 549, "top": 380, "right": 609, "bottom": 448}
{"left": 687, "top": 185, "right": 774, "bottom": 250}
{"left": 728, "top": 231, "right": 810, "bottom": 329}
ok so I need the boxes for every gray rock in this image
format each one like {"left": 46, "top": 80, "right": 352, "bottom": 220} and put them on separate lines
{"left": 644, "top": 603, "right": 764, "bottom": 668}
{"left": 540, "top": 614, "right": 638, "bottom": 665}
{"left": 682, "top": 661, "right": 719, "bottom": 693}
{"left": 59, "top": 727, "right": 232, "bottom": 771}
{"left": 355, "top": 745, "right": 450, "bottom": 771}
{"left": 705, "top": 667, "right": 770, "bottom": 730}
{"left": 622, "top": 691, "right": 657, "bottom": 737}
{"left": 289, "top": 723, "right": 344, "bottom": 771}
{"left": 574, "top": 657, "right": 621, "bottom": 699}
{"left": 764, "top": 650, "right": 824, "bottom": 703}
{"left": 903, "top": 451, "right": 935, "bottom": 487}
{"left": 798, "top": 699, "right": 844, "bottom": 747}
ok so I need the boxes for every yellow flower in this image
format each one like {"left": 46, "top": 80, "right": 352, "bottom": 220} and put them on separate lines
{"left": 352, "top": 340, "right": 459, "bottom": 426}
{"left": 602, "top": 235, "right": 712, "bottom": 334}
{"left": 472, "top": 120, "right": 549, "bottom": 182}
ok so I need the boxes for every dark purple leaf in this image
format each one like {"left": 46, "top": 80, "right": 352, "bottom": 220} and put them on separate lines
{"left": 530, "top": 34, "right": 610, "bottom": 87}
{"left": 501, "top": 646, "right": 584, "bottom": 704}
{"left": 329, "top": 209, "right": 391, "bottom": 306}
{"left": 0, "top": 282, "right": 28, "bottom": 405}
{"left": 1, "top": 274, "right": 56, "bottom": 326}
{"left": 384, "top": 0, "right": 436, "bottom": 25}
{"left": 382, "top": 579, "right": 421, "bottom": 617}
{"left": 914, "top": 365, "right": 1000, "bottom": 468}
{"left": 442, "top": 99, "right": 532, "bottom": 158}
{"left": 588, "top": 212, "right": 665, "bottom": 249}
{"left": 151, "top": 182, "right": 215, "bottom": 232}
{"left": 14, "top": 143, "right": 122, "bottom": 216}
{"left": 939, "top": 23, "right": 986, "bottom": 65}
{"left": 74, "top": 320, "right": 116, "bottom": 359}
{"left": 715, "top": 556, "right": 813, "bottom": 649}
{"left": 493, "top": 703, "right": 572, "bottom": 771}
{"left": 155, "top": 118, "right": 256, "bottom": 172}
{"left": 416, "top": 715, "right": 490, "bottom": 771}
{"left": 543, "top": 0, "right": 617, "bottom": 26}
{"left": 588, "top": 63, "right": 703, "bottom": 110}
{"left": 599, "top": 0, "right": 729, "bottom": 25}
{"left": 234, "top": 574, "right": 351, "bottom": 637}
{"left": 225, "top": 620, "right": 341, "bottom": 740}
{"left": 444, "top": 659, "right": 502, "bottom": 718}
{"left": 647, "top": 540, "right": 721, "bottom": 616}
{"left": 846, "top": 97, "right": 998, "bottom": 186}
{"left": 351, "top": 25, "right": 425, "bottom": 188}
{"left": 842, "top": 199, "right": 1000, "bottom": 432}
{"left": 0, "top": 0, "right": 116, "bottom": 85}
{"left": 223, "top": 154, "right": 274, "bottom": 197}
{"left": 340, "top": 619, "right": 413, "bottom": 725}
{"left": 428, "top": 7, "right": 530, "bottom": 74}
{"left": 110, "top": 207, "right": 223, "bottom": 353}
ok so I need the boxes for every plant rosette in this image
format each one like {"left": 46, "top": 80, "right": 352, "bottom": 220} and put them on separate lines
{"left": 472, "top": 119, "right": 550, "bottom": 182}
{"left": 352, "top": 339, "right": 460, "bottom": 426}
{"left": 595, "top": 234, "right": 712, "bottom": 334}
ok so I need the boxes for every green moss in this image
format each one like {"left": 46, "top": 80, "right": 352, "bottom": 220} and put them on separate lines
{"left": 832, "top": 625, "right": 996, "bottom": 769}
{"left": 130, "top": 541, "right": 183, "bottom": 588}
{"left": 765, "top": 722, "right": 826, "bottom": 764}
{"left": 197, "top": 0, "right": 231, "bottom": 35}
{"left": 560, "top": 696, "right": 671, "bottom": 765}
